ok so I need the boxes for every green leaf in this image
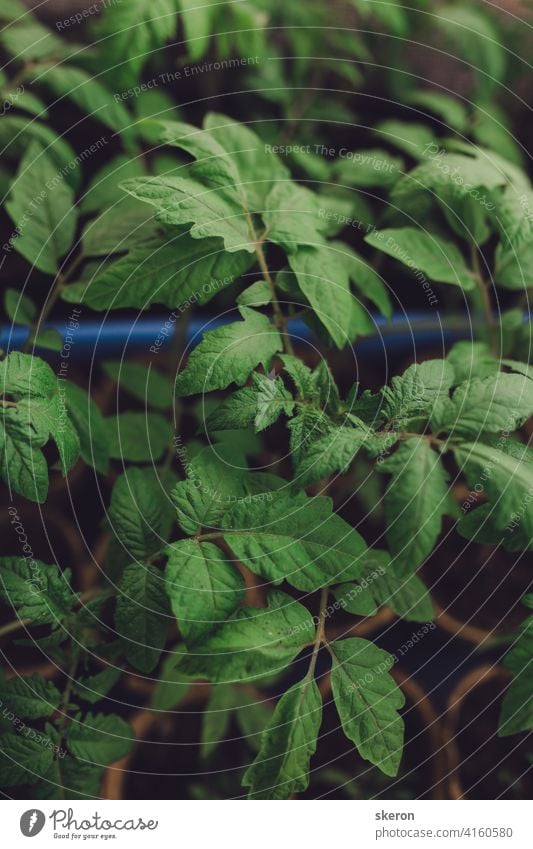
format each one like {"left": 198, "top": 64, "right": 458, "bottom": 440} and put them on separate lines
{"left": 104, "top": 411, "right": 172, "bottom": 461}
{"left": 79, "top": 197, "right": 158, "bottom": 258}
{"left": 1, "top": 673, "right": 61, "bottom": 719}
{"left": 33, "top": 756, "right": 104, "bottom": 800}
{"left": 6, "top": 142, "right": 77, "bottom": 275}
{"left": 365, "top": 227, "right": 474, "bottom": 290}
{"left": 262, "top": 181, "right": 326, "bottom": 254}
{"left": 73, "top": 668, "right": 122, "bottom": 705}
{"left": 150, "top": 652, "right": 193, "bottom": 711}
{"left": 331, "top": 148, "right": 403, "bottom": 188}
{"left": 102, "top": 361, "right": 173, "bottom": 411}
{"left": 64, "top": 383, "right": 109, "bottom": 475}
{"left": 201, "top": 113, "right": 289, "bottom": 210}
{"left": 171, "top": 443, "right": 248, "bottom": 536}
{"left": 24, "top": 394, "right": 80, "bottom": 475}
{"left": 406, "top": 90, "right": 469, "bottom": 133}
{"left": 201, "top": 684, "right": 241, "bottom": 759}
{"left": 34, "top": 65, "right": 132, "bottom": 134}
{"left": 330, "top": 637, "right": 405, "bottom": 776}
{"left": 243, "top": 677, "right": 322, "bottom": 799}
{"left": 121, "top": 172, "right": 255, "bottom": 253}
{"left": 0, "top": 117, "right": 79, "bottom": 189}
{"left": 180, "top": 0, "right": 214, "bottom": 60}
{"left": 499, "top": 616, "right": 533, "bottom": 736}
{"left": 379, "top": 438, "right": 450, "bottom": 576}
{"left": 453, "top": 441, "right": 533, "bottom": 548}
{"left": 81, "top": 231, "right": 254, "bottom": 310}
{"left": 4, "top": 288, "right": 36, "bottom": 324}
{"left": 0, "top": 18, "right": 69, "bottom": 61}
{"left": 288, "top": 407, "right": 334, "bottom": 466}
{"left": 1, "top": 351, "right": 57, "bottom": 398}
{"left": 175, "top": 309, "right": 282, "bottom": 395}
{"left": 431, "top": 373, "right": 533, "bottom": 438}
{"left": 0, "top": 407, "right": 49, "bottom": 502}
{"left": 288, "top": 243, "right": 374, "bottom": 348}
{"left": 66, "top": 713, "right": 134, "bottom": 765}
{"left": 94, "top": 0, "right": 178, "bottom": 88}
{"left": 295, "top": 424, "right": 370, "bottom": 487}
{"left": 381, "top": 359, "right": 455, "bottom": 426}
{"left": 0, "top": 557, "right": 75, "bottom": 624}
{"left": 165, "top": 539, "right": 245, "bottom": 646}
{"left": 173, "top": 590, "right": 315, "bottom": 683}
{"left": 0, "top": 732, "right": 54, "bottom": 786}
{"left": 80, "top": 154, "right": 146, "bottom": 215}
{"left": 115, "top": 562, "right": 170, "bottom": 673}
{"left": 237, "top": 280, "right": 272, "bottom": 308}
{"left": 446, "top": 341, "right": 499, "bottom": 385}
{"left": 222, "top": 493, "right": 367, "bottom": 591}
{"left": 109, "top": 467, "right": 174, "bottom": 562}
{"left": 334, "top": 551, "right": 434, "bottom": 622}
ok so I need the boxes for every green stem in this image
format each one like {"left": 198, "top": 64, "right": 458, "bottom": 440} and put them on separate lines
{"left": 470, "top": 244, "right": 497, "bottom": 355}
{"left": 246, "top": 212, "right": 294, "bottom": 356}
{"left": 21, "top": 253, "right": 83, "bottom": 353}
{"left": 307, "top": 587, "right": 329, "bottom": 680}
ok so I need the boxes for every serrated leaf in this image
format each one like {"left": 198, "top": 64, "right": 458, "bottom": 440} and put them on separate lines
{"left": 80, "top": 231, "right": 253, "bottom": 309}
{"left": 66, "top": 713, "right": 134, "bottom": 765}
{"left": 0, "top": 732, "right": 54, "bottom": 786}
{"left": 171, "top": 443, "right": 248, "bottom": 535}
{"left": 330, "top": 637, "right": 405, "bottom": 776}
{"left": 334, "top": 550, "right": 434, "bottom": 622}
{"left": 64, "top": 382, "right": 109, "bottom": 475}
{"left": 365, "top": 227, "right": 474, "bottom": 290}
{"left": 1, "top": 673, "right": 61, "bottom": 719}
{"left": 222, "top": 493, "right": 367, "bottom": 591}
{"left": 115, "top": 562, "right": 170, "bottom": 672}
{"left": 104, "top": 411, "right": 172, "bottom": 462}
{"left": 73, "top": 667, "right": 122, "bottom": 705}
{"left": 93, "top": 0, "right": 178, "bottom": 88}
{"left": 296, "top": 424, "right": 370, "bottom": 486}
{"left": 121, "top": 173, "right": 255, "bottom": 253}
{"left": 33, "top": 756, "right": 104, "bottom": 800}
{"left": 0, "top": 557, "right": 75, "bottom": 624}
{"left": 381, "top": 359, "right": 455, "bottom": 425}
{"left": 6, "top": 142, "right": 77, "bottom": 275}
{"left": 379, "top": 438, "right": 450, "bottom": 575}
{"left": 173, "top": 590, "right": 315, "bottom": 683}
{"left": 288, "top": 243, "right": 374, "bottom": 348}
{"left": 453, "top": 441, "right": 533, "bottom": 548}
{"left": 262, "top": 181, "right": 325, "bottom": 254}
{"left": 243, "top": 677, "right": 322, "bottom": 799}
{"left": 237, "top": 280, "right": 272, "bottom": 308}
{"left": 431, "top": 373, "right": 533, "bottom": 438}
{"left": 109, "top": 467, "right": 174, "bottom": 562}
{"left": 175, "top": 309, "right": 282, "bottom": 395}
{"left": 165, "top": 539, "right": 245, "bottom": 646}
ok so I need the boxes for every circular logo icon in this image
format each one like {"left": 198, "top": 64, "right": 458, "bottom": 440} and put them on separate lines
{"left": 20, "top": 810, "right": 46, "bottom": 837}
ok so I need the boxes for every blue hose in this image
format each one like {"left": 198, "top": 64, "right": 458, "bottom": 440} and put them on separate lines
{"left": 0, "top": 312, "right": 479, "bottom": 360}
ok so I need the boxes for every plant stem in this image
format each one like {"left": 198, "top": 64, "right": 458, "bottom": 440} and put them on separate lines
{"left": 246, "top": 212, "right": 294, "bottom": 356}
{"left": 21, "top": 253, "right": 83, "bottom": 353}
{"left": 56, "top": 642, "right": 81, "bottom": 748}
{"left": 0, "top": 616, "right": 32, "bottom": 638}
{"left": 470, "top": 244, "right": 497, "bottom": 355}
{"left": 307, "top": 587, "right": 329, "bottom": 680}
